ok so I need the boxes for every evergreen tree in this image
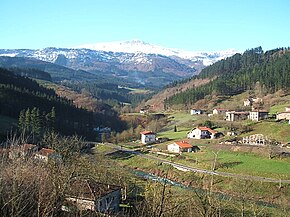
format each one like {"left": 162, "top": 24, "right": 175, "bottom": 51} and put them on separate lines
{"left": 24, "top": 108, "right": 31, "bottom": 131}
{"left": 18, "top": 109, "right": 26, "bottom": 132}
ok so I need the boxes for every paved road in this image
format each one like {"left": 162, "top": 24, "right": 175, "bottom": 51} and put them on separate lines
{"left": 100, "top": 143, "right": 290, "bottom": 184}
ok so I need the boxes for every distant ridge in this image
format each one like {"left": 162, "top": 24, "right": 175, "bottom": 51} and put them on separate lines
{"left": 77, "top": 39, "right": 238, "bottom": 66}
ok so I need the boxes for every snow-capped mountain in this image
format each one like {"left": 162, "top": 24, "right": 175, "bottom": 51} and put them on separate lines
{"left": 77, "top": 39, "right": 238, "bottom": 66}
{"left": 0, "top": 40, "right": 237, "bottom": 87}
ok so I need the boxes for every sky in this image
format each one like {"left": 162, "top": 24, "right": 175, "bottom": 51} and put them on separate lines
{"left": 1, "top": 0, "right": 290, "bottom": 52}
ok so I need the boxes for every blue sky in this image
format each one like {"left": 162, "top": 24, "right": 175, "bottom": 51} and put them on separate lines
{"left": 1, "top": 0, "right": 289, "bottom": 51}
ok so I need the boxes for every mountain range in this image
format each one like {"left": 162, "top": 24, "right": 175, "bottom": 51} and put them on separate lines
{"left": 0, "top": 40, "right": 237, "bottom": 87}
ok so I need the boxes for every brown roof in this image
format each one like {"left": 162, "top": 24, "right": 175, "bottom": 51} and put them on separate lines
{"left": 67, "top": 179, "right": 121, "bottom": 200}
{"left": 174, "top": 141, "right": 193, "bottom": 148}
{"left": 197, "top": 126, "right": 217, "bottom": 134}
{"left": 37, "top": 148, "right": 55, "bottom": 157}
{"left": 140, "top": 131, "right": 155, "bottom": 135}
{"left": 227, "top": 111, "right": 249, "bottom": 115}
{"left": 251, "top": 110, "right": 268, "bottom": 113}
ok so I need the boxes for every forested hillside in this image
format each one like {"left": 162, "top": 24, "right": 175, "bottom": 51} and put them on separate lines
{"left": 0, "top": 68, "right": 126, "bottom": 140}
{"left": 165, "top": 47, "right": 290, "bottom": 107}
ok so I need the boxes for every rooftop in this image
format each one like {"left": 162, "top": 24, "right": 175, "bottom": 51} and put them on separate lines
{"left": 140, "top": 131, "right": 155, "bottom": 135}
{"left": 67, "top": 179, "right": 121, "bottom": 200}
{"left": 174, "top": 141, "right": 192, "bottom": 148}
{"left": 197, "top": 126, "right": 217, "bottom": 134}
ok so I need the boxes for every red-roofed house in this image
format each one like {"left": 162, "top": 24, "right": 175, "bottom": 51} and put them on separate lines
{"left": 167, "top": 141, "right": 193, "bottom": 153}
{"left": 187, "top": 126, "right": 217, "bottom": 139}
{"left": 140, "top": 131, "right": 156, "bottom": 144}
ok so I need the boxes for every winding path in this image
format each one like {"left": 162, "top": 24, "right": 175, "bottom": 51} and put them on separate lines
{"left": 100, "top": 143, "right": 290, "bottom": 184}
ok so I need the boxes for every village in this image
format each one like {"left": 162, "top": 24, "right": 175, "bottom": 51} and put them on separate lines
{"left": 1, "top": 96, "right": 290, "bottom": 215}
{"left": 138, "top": 97, "right": 290, "bottom": 158}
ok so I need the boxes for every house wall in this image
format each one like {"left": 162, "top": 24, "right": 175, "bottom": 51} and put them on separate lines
{"left": 212, "top": 109, "right": 219, "bottom": 115}
{"left": 187, "top": 129, "right": 202, "bottom": 139}
{"left": 277, "top": 112, "right": 290, "bottom": 120}
{"left": 190, "top": 110, "right": 202, "bottom": 115}
{"left": 66, "top": 197, "right": 95, "bottom": 211}
{"left": 97, "top": 189, "right": 121, "bottom": 213}
{"left": 180, "top": 147, "right": 192, "bottom": 152}
{"left": 249, "top": 112, "right": 268, "bottom": 121}
{"left": 141, "top": 134, "right": 156, "bottom": 144}
{"left": 167, "top": 144, "right": 180, "bottom": 153}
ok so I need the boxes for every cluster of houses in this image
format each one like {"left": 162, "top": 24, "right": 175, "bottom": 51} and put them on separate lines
{"left": 190, "top": 96, "right": 290, "bottom": 124}
{"left": 140, "top": 125, "right": 220, "bottom": 154}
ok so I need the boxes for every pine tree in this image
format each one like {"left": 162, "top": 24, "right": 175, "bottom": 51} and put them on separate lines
{"left": 18, "top": 109, "right": 26, "bottom": 132}
{"left": 24, "top": 108, "right": 31, "bottom": 131}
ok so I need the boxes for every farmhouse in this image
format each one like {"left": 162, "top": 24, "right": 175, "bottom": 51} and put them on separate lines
{"left": 187, "top": 126, "right": 217, "bottom": 139}
{"left": 65, "top": 179, "right": 121, "bottom": 213}
{"left": 190, "top": 108, "right": 203, "bottom": 115}
{"left": 226, "top": 111, "right": 249, "bottom": 121}
{"left": 248, "top": 110, "right": 268, "bottom": 121}
{"left": 167, "top": 141, "right": 198, "bottom": 153}
{"left": 276, "top": 106, "right": 290, "bottom": 122}
{"left": 140, "top": 131, "right": 156, "bottom": 144}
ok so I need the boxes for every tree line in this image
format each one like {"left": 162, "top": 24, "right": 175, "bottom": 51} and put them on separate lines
{"left": 165, "top": 47, "right": 290, "bottom": 107}
{"left": 0, "top": 68, "right": 127, "bottom": 141}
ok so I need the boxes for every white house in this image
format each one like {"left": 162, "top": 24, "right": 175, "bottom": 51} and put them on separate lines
{"left": 187, "top": 126, "right": 217, "bottom": 139}
{"left": 140, "top": 131, "right": 156, "bottom": 144}
{"left": 190, "top": 109, "right": 202, "bottom": 115}
{"left": 167, "top": 141, "right": 193, "bottom": 153}
{"left": 248, "top": 110, "right": 268, "bottom": 121}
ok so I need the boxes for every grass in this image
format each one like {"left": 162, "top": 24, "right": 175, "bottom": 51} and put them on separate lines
{"left": 270, "top": 103, "right": 290, "bottom": 114}
{"left": 241, "top": 121, "right": 290, "bottom": 143}
{"left": 179, "top": 148, "right": 290, "bottom": 178}
{"left": 157, "top": 127, "right": 191, "bottom": 140}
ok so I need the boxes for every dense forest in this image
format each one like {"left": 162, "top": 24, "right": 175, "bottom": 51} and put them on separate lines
{"left": 165, "top": 47, "right": 290, "bottom": 107}
{"left": 0, "top": 68, "right": 126, "bottom": 141}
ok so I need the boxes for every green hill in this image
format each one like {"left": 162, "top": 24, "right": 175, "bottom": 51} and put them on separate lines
{"left": 164, "top": 47, "right": 290, "bottom": 108}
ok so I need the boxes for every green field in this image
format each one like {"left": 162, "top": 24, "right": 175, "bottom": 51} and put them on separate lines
{"left": 270, "top": 103, "right": 289, "bottom": 114}
{"left": 240, "top": 121, "right": 290, "bottom": 143}
{"left": 157, "top": 127, "right": 191, "bottom": 140}
{"left": 176, "top": 148, "right": 290, "bottom": 179}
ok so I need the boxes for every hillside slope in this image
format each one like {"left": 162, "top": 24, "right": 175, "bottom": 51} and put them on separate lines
{"left": 163, "top": 47, "right": 290, "bottom": 108}
{"left": 143, "top": 77, "right": 213, "bottom": 111}
{"left": 0, "top": 68, "right": 126, "bottom": 140}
